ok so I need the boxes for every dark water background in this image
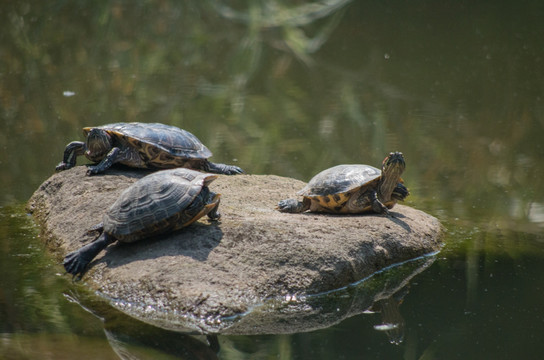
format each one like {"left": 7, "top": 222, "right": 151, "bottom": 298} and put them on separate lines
{"left": 1, "top": 1, "right": 544, "bottom": 359}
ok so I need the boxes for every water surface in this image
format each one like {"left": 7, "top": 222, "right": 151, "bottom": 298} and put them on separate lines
{"left": 1, "top": 1, "right": 543, "bottom": 359}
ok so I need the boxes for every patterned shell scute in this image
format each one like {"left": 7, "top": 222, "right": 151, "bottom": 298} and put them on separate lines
{"left": 89, "top": 122, "right": 213, "bottom": 159}
{"left": 103, "top": 168, "right": 215, "bottom": 237}
{"left": 298, "top": 164, "right": 382, "bottom": 197}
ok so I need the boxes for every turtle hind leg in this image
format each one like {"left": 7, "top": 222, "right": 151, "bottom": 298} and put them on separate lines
{"left": 277, "top": 198, "right": 310, "bottom": 213}
{"left": 63, "top": 233, "right": 115, "bottom": 278}
{"left": 206, "top": 161, "right": 244, "bottom": 175}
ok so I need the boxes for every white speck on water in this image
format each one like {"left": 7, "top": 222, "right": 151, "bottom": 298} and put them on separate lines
{"left": 374, "top": 323, "right": 399, "bottom": 331}
{"left": 63, "top": 91, "right": 76, "bottom": 97}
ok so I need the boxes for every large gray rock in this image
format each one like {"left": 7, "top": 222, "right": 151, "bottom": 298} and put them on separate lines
{"left": 28, "top": 166, "right": 442, "bottom": 334}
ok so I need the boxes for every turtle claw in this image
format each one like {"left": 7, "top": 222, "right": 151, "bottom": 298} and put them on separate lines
{"left": 63, "top": 250, "right": 90, "bottom": 278}
{"left": 226, "top": 166, "right": 244, "bottom": 175}
{"left": 207, "top": 204, "right": 221, "bottom": 222}
{"left": 86, "top": 166, "right": 99, "bottom": 176}
{"left": 208, "top": 212, "right": 221, "bottom": 222}
{"left": 208, "top": 205, "right": 221, "bottom": 221}
{"left": 207, "top": 162, "right": 244, "bottom": 175}
{"left": 56, "top": 162, "right": 70, "bottom": 171}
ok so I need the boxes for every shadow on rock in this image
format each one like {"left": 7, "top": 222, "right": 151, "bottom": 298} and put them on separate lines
{"left": 389, "top": 212, "right": 412, "bottom": 232}
{"left": 298, "top": 210, "right": 412, "bottom": 232}
{"left": 91, "top": 222, "right": 224, "bottom": 271}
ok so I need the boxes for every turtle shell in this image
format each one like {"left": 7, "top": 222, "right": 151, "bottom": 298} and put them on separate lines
{"left": 103, "top": 168, "right": 218, "bottom": 242}
{"left": 84, "top": 122, "right": 213, "bottom": 161}
{"left": 299, "top": 164, "right": 382, "bottom": 209}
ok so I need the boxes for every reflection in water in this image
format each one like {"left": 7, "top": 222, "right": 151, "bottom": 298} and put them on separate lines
{"left": 220, "top": 255, "right": 434, "bottom": 336}
{"left": 211, "top": 0, "right": 351, "bottom": 63}
{"left": 528, "top": 202, "right": 544, "bottom": 225}
{"left": 369, "top": 287, "right": 408, "bottom": 345}
{"left": 64, "top": 253, "right": 435, "bottom": 358}
{"left": 65, "top": 291, "right": 220, "bottom": 360}
{"left": 211, "top": 0, "right": 351, "bottom": 27}
{"left": 104, "top": 330, "right": 220, "bottom": 360}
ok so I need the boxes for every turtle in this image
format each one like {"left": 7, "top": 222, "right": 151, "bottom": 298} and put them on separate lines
{"left": 63, "top": 168, "right": 221, "bottom": 277}
{"left": 55, "top": 122, "right": 244, "bottom": 175}
{"left": 277, "top": 152, "right": 408, "bottom": 215}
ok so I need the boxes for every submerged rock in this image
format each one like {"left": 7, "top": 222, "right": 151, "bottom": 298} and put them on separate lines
{"left": 28, "top": 166, "right": 442, "bottom": 333}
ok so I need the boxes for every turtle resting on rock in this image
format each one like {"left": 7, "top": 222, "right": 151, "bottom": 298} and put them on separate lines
{"left": 56, "top": 122, "right": 243, "bottom": 175}
{"left": 277, "top": 152, "right": 408, "bottom": 215}
{"left": 63, "top": 168, "right": 221, "bottom": 277}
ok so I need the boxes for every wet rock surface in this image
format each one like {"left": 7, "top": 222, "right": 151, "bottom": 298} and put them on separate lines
{"left": 28, "top": 166, "right": 443, "bottom": 333}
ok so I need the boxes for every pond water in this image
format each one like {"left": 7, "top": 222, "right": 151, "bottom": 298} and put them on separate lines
{"left": 1, "top": 0, "right": 544, "bottom": 359}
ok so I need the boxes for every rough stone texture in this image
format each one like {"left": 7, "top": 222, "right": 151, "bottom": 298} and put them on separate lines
{"left": 28, "top": 166, "right": 443, "bottom": 334}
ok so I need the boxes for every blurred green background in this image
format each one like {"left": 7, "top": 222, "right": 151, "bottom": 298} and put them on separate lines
{"left": 1, "top": 1, "right": 543, "bottom": 359}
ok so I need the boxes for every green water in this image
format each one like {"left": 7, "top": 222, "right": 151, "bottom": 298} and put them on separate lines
{"left": 1, "top": 0, "right": 544, "bottom": 358}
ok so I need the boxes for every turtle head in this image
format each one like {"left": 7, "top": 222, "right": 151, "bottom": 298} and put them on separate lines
{"left": 85, "top": 128, "right": 113, "bottom": 162}
{"left": 379, "top": 152, "right": 406, "bottom": 200}
{"left": 382, "top": 152, "right": 406, "bottom": 176}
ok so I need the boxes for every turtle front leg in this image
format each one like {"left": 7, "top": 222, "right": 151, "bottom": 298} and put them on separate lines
{"left": 207, "top": 200, "right": 221, "bottom": 221}
{"left": 86, "top": 147, "right": 121, "bottom": 175}
{"left": 392, "top": 183, "right": 409, "bottom": 202}
{"left": 206, "top": 191, "right": 221, "bottom": 221}
{"left": 277, "top": 198, "right": 311, "bottom": 213}
{"left": 56, "top": 141, "right": 86, "bottom": 171}
{"left": 63, "top": 232, "right": 116, "bottom": 278}
{"left": 206, "top": 161, "right": 244, "bottom": 175}
{"left": 369, "top": 190, "right": 390, "bottom": 215}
